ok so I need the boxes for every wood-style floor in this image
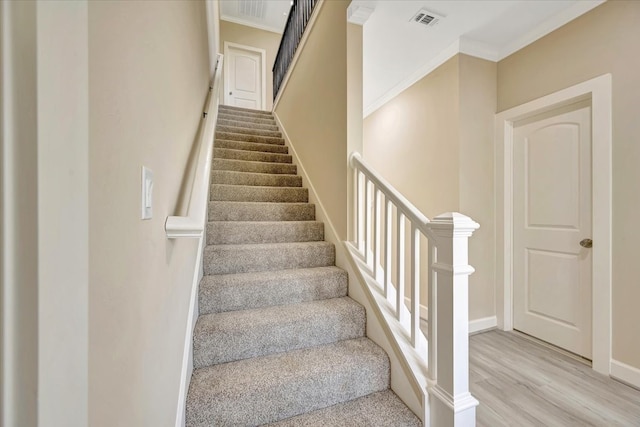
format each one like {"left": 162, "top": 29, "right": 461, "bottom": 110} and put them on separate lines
{"left": 469, "top": 330, "right": 640, "bottom": 426}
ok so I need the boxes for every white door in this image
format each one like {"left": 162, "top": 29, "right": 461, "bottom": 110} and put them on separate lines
{"left": 513, "top": 100, "right": 592, "bottom": 359}
{"left": 224, "top": 42, "right": 265, "bottom": 110}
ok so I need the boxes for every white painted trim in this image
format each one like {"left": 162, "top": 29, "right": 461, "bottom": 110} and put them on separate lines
{"left": 220, "top": 15, "right": 284, "bottom": 35}
{"left": 469, "top": 316, "right": 497, "bottom": 334}
{"left": 458, "top": 37, "right": 500, "bottom": 62}
{"left": 495, "top": 74, "right": 612, "bottom": 375}
{"left": 611, "top": 360, "right": 640, "bottom": 390}
{"left": 402, "top": 295, "right": 496, "bottom": 335}
{"left": 173, "top": 56, "right": 223, "bottom": 427}
{"left": 223, "top": 41, "right": 267, "bottom": 111}
{"left": 498, "top": 1, "right": 604, "bottom": 60}
{"left": 272, "top": 0, "right": 325, "bottom": 111}
{"left": 173, "top": 238, "right": 204, "bottom": 427}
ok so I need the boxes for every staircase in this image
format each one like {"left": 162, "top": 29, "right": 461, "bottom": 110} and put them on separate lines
{"left": 185, "top": 105, "right": 422, "bottom": 426}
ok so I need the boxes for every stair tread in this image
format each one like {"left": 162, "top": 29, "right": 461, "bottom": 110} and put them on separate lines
{"left": 204, "top": 241, "right": 335, "bottom": 275}
{"left": 193, "top": 297, "right": 365, "bottom": 367}
{"left": 266, "top": 390, "right": 422, "bottom": 427}
{"left": 215, "top": 131, "right": 283, "bottom": 144}
{"left": 214, "top": 147, "right": 292, "bottom": 163}
{"left": 211, "top": 170, "right": 302, "bottom": 187}
{"left": 210, "top": 184, "right": 308, "bottom": 203}
{"left": 199, "top": 266, "right": 347, "bottom": 314}
{"left": 216, "top": 125, "right": 282, "bottom": 137}
{"left": 207, "top": 220, "right": 323, "bottom": 244}
{"left": 186, "top": 338, "right": 389, "bottom": 427}
{"left": 209, "top": 201, "right": 315, "bottom": 221}
{"left": 215, "top": 139, "right": 289, "bottom": 154}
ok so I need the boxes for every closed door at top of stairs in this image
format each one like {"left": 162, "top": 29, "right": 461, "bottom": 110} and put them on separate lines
{"left": 224, "top": 42, "right": 265, "bottom": 111}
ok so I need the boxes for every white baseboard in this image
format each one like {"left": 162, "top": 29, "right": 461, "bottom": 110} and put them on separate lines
{"left": 403, "top": 296, "right": 496, "bottom": 335}
{"left": 469, "top": 316, "right": 497, "bottom": 334}
{"left": 611, "top": 359, "right": 640, "bottom": 390}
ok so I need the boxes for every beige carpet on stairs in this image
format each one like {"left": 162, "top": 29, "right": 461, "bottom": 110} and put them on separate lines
{"left": 185, "top": 104, "right": 422, "bottom": 427}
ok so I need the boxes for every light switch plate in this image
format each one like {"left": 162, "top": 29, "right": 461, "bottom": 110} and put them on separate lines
{"left": 141, "top": 166, "right": 153, "bottom": 220}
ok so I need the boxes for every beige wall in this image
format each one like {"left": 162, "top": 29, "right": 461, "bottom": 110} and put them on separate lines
{"left": 1, "top": 2, "right": 39, "bottom": 426}
{"left": 37, "top": 2, "right": 90, "bottom": 426}
{"left": 274, "top": 0, "right": 349, "bottom": 239}
{"left": 88, "top": 1, "right": 209, "bottom": 426}
{"left": 497, "top": 0, "right": 640, "bottom": 370}
{"left": 459, "top": 55, "right": 497, "bottom": 321}
{"left": 363, "top": 54, "right": 496, "bottom": 319}
{"left": 219, "top": 20, "right": 282, "bottom": 110}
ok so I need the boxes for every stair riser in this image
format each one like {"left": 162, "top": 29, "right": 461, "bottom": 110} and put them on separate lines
{"left": 215, "top": 139, "right": 288, "bottom": 154}
{"left": 209, "top": 202, "right": 315, "bottom": 221}
{"left": 216, "top": 125, "right": 281, "bottom": 138}
{"left": 214, "top": 148, "right": 292, "bottom": 164}
{"left": 204, "top": 243, "right": 335, "bottom": 275}
{"left": 216, "top": 131, "right": 284, "bottom": 145}
{"left": 193, "top": 298, "right": 365, "bottom": 368}
{"left": 211, "top": 170, "right": 301, "bottom": 187}
{"left": 185, "top": 339, "right": 390, "bottom": 427}
{"left": 198, "top": 267, "right": 348, "bottom": 315}
{"left": 210, "top": 185, "right": 308, "bottom": 203}
{"left": 212, "top": 159, "right": 296, "bottom": 175}
{"left": 217, "top": 113, "right": 276, "bottom": 126}
{"left": 207, "top": 221, "right": 323, "bottom": 244}
{"left": 217, "top": 118, "right": 279, "bottom": 132}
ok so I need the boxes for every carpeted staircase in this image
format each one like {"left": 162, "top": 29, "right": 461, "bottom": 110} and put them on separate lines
{"left": 185, "top": 105, "right": 422, "bottom": 426}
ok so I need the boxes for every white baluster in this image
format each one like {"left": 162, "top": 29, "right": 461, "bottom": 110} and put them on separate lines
{"left": 396, "top": 212, "right": 405, "bottom": 323}
{"left": 363, "top": 178, "right": 370, "bottom": 264}
{"left": 428, "top": 240, "right": 437, "bottom": 381}
{"left": 373, "top": 188, "right": 381, "bottom": 281}
{"left": 384, "top": 199, "right": 392, "bottom": 300}
{"left": 410, "top": 224, "right": 420, "bottom": 348}
{"left": 354, "top": 168, "right": 361, "bottom": 250}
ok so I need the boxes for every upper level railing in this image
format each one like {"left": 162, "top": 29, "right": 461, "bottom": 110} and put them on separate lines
{"left": 272, "top": 0, "right": 318, "bottom": 101}
{"left": 348, "top": 152, "right": 480, "bottom": 426}
{"left": 165, "top": 54, "right": 223, "bottom": 238}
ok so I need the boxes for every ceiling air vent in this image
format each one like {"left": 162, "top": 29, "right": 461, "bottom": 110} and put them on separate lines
{"left": 410, "top": 9, "right": 443, "bottom": 28}
{"left": 238, "top": 0, "right": 266, "bottom": 19}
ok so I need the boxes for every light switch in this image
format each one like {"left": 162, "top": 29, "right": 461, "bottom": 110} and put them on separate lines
{"left": 141, "top": 166, "right": 153, "bottom": 220}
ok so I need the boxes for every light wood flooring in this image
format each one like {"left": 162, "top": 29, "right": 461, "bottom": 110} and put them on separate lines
{"left": 469, "top": 330, "right": 640, "bottom": 426}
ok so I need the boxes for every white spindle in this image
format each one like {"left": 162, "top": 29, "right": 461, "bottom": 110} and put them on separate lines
{"left": 428, "top": 241, "right": 437, "bottom": 381}
{"left": 354, "top": 169, "right": 361, "bottom": 250}
{"left": 363, "top": 178, "right": 370, "bottom": 264}
{"left": 396, "top": 212, "right": 406, "bottom": 323}
{"left": 373, "top": 188, "right": 381, "bottom": 281}
{"left": 384, "top": 199, "right": 392, "bottom": 300}
{"left": 410, "top": 224, "right": 420, "bottom": 348}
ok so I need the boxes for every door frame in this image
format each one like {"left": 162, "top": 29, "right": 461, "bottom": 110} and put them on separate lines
{"left": 223, "top": 41, "right": 267, "bottom": 110}
{"left": 495, "top": 74, "right": 612, "bottom": 375}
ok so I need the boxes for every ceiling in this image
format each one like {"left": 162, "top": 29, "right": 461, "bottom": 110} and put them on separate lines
{"left": 360, "top": 0, "right": 604, "bottom": 115}
{"left": 219, "top": 0, "right": 605, "bottom": 116}
{"left": 220, "top": 0, "right": 292, "bottom": 34}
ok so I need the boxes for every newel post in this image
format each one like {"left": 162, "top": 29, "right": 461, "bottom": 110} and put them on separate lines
{"left": 426, "top": 212, "right": 479, "bottom": 426}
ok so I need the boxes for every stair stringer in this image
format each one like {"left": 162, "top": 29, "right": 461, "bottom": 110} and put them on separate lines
{"left": 273, "top": 113, "right": 428, "bottom": 425}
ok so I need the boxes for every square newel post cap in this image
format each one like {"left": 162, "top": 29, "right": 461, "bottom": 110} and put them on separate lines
{"left": 427, "top": 212, "right": 480, "bottom": 237}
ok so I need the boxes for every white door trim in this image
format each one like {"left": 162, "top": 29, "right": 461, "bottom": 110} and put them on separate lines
{"left": 495, "top": 74, "right": 612, "bottom": 375}
{"left": 223, "top": 41, "right": 267, "bottom": 110}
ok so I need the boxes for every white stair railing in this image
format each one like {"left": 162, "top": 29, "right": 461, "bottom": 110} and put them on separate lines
{"left": 348, "top": 152, "right": 479, "bottom": 426}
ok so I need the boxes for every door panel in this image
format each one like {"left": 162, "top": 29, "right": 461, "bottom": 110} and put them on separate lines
{"left": 513, "top": 101, "right": 592, "bottom": 359}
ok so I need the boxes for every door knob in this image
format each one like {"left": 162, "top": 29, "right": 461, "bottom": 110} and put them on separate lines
{"left": 580, "top": 238, "right": 593, "bottom": 248}
{"left": 229, "top": 91, "right": 233, "bottom": 95}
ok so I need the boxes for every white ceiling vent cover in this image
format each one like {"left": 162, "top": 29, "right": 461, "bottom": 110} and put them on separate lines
{"left": 410, "top": 9, "right": 443, "bottom": 27}
{"left": 238, "top": 0, "right": 266, "bottom": 19}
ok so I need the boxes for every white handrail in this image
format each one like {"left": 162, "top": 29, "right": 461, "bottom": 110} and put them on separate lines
{"left": 349, "top": 150, "right": 480, "bottom": 426}
{"left": 349, "top": 152, "right": 433, "bottom": 239}
{"left": 165, "top": 54, "right": 223, "bottom": 238}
